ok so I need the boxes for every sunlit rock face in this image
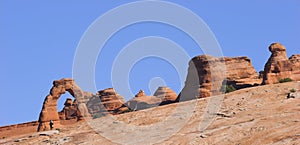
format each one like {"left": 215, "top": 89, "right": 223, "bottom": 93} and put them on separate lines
{"left": 262, "top": 43, "right": 300, "bottom": 84}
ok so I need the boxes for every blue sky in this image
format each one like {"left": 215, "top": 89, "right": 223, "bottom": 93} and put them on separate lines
{"left": 1, "top": 0, "right": 299, "bottom": 126}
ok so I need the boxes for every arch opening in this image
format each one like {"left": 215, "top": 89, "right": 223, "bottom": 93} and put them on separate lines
{"left": 57, "top": 93, "right": 74, "bottom": 111}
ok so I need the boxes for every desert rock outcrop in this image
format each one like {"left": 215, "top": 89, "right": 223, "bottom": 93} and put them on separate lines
{"left": 1, "top": 82, "right": 300, "bottom": 144}
{"left": 153, "top": 87, "right": 178, "bottom": 105}
{"left": 37, "top": 78, "right": 91, "bottom": 131}
{"left": 35, "top": 43, "right": 299, "bottom": 132}
{"left": 180, "top": 55, "right": 260, "bottom": 101}
{"left": 125, "top": 90, "right": 161, "bottom": 111}
{"left": 95, "top": 88, "right": 127, "bottom": 114}
{"left": 262, "top": 43, "right": 300, "bottom": 84}
{"left": 224, "top": 56, "right": 261, "bottom": 88}
{"left": 135, "top": 90, "right": 146, "bottom": 97}
{"left": 58, "top": 98, "right": 78, "bottom": 120}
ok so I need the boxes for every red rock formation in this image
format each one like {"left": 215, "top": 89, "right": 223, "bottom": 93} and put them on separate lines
{"left": 0, "top": 121, "right": 39, "bottom": 132}
{"left": 154, "top": 87, "right": 177, "bottom": 101}
{"left": 0, "top": 121, "right": 39, "bottom": 137}
{"left": 289, "top": 54, "right": 300, "bottom": 81}
{"left": 37, "top": 78, "right": 91, "bottom": 131}
{"left": 58, "top": 98, "right": 78, "bottom": 120}
{"left": 125, "top": 90, "right": 161, "bottom": 111}
{"left": 224, "top": 57, "right": 261, "bottom": 88}
{"left": 152, "top": 87, "right": 178, "bottom": 105}
{"left": 262, "top": 43, "right": 300, "bottom": 84}
{"left": 180, "top": 55, "right": 260, "bottom": 101}
{"left": 91, "top": 88, "right": 127, "bottom": 114}
{"left": 135, "top": 90, "right": 146, "bottom": 97}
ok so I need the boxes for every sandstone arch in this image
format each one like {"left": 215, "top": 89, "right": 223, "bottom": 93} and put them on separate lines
{"left": 37, "top": 78, "right": 91, "bottom": 131}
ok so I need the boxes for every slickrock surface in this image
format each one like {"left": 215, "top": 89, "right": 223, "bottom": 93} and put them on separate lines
{"left": 2, "top": 82, "right": 299, "bottom": 144}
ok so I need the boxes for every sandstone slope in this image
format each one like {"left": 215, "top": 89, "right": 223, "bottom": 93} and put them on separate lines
{"left": 1, "top": 81, "right": 299, "bottom": 144}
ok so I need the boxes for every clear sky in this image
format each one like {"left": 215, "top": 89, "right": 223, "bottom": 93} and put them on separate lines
{"left": 1, "top": 0, "right": 299, "bottom": 126}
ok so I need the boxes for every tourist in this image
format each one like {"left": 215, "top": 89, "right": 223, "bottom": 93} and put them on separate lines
{"left": 49, "top": 120, "right": 54, "bottom": 130}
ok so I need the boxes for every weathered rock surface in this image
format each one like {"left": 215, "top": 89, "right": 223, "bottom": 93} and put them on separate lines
{"left": 262, "top": 43, "right": 300, "bottom": 84}
{"left": 154, "top": 87, "right": 177, "bottom": 101}
{"left": 179, "top": 55, "right": 224, "bottom": 101}
{"left": 30, "top": 43, "right": 300, "bottom": 133}
{"left": 0, "top": 121, "right": 38, "bottom": 138}
{"left": 289, "top": 54, "right": 300, "bottom": 79}
{"left": 224, "top": 57, "right": 261, "bottom": 88}
{"left": 58, "top": 98, "right": 78, "bottom": 120}
{"left": 38, "top": 130, "right": 59, "bottom": 136}
{"left": 153, "top": 86, "right": 178, "bottom": 105}
{"left": 87, "top": 88, "right": 125, "bottom": 114}
{"left": 125, "top": 90, "right": 161, "bottom": 111}
{"left": 2, "top": 82, "right": 299, "bottom": 144}
{"left": 135, "top": 90, "right": 146, "bottom": 97}
{"left": 179, "top": 55, "right": 260, "bottom": 101}
{"left": 37, "top": 78, "right": 91, "bottom": 131}
{"left": 86, "top": 96, "right": 102, "bottom": 116}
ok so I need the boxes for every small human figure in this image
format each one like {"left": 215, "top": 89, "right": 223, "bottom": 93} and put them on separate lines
{"left": 49, "top": 120, "right": 54, "bottom": 130}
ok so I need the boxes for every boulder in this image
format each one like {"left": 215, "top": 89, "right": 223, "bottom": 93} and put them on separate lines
{"left": 262, "top": 43, "right": 300, "bottom": 84}
{"left": 287, "top": 91, "right": 300, "bottom": 99}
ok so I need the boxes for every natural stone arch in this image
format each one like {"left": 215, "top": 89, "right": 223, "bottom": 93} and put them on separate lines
{"left": 37, "top": 78, "right": 91, "bottom": 131}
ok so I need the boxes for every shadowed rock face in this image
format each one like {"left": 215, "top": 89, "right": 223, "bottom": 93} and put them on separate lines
{"left": 58, "top": 98, "right": 77, "bottom": 120}
{"left": 179, "top": 55, "right": 260, "bottom": 101}
{"left": 262, "top": 43, "right": 300, "bottom": 84}
{"left": 37, "top": 78, "right": 91, "bottom": 131}
{"left": 58, "top": 92, "right": 94, "bottom": 121}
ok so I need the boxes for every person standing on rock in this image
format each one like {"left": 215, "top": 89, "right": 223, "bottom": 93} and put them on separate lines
{"left": 49, "top": 120, "right": 54, "bottom": 130}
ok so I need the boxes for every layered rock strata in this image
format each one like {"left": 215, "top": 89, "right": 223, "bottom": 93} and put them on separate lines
{"left": 262, "top": 43, "right": 300, "bottom": 84}
{"left": 179, "top": 55, "right": 260, "bottom": 101}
